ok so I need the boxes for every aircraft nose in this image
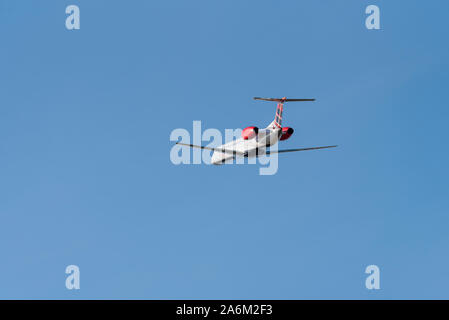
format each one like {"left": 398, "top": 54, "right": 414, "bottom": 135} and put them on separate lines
{"left": 211, "top": 152, "right": 224, "bottom": 165}
{"left": 211, "top": 152, "right": 218, "bottom": 165}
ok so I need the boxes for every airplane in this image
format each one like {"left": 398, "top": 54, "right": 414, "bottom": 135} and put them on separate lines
{"left": 176, "top": 97, "right": 337, "bottom": 165}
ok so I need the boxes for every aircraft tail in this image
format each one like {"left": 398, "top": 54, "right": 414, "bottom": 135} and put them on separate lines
{"left": 253, "top": 97, "right": 315, "bottom": 129}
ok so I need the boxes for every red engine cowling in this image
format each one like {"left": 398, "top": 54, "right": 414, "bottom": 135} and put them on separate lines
{"left": 242, "top": 126, "right": 259, "bottom": 140}
{"left": 280, "top": 127, "right": 294, "bottom": 141}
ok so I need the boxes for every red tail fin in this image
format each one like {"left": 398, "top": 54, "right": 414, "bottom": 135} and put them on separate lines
{"left": 273, "top": 99, "right": 285, "bottom": 128}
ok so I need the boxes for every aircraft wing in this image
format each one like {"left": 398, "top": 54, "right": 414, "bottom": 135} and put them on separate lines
{"left": 176, "top": 142, "right": 246, "bottom": 156}
{"left": 265, "top": 145, "right": 337, "bottom": 154}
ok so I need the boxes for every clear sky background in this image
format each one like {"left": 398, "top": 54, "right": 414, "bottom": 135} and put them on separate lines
{"left": 1, "top": 0, "right": 449, "bottom": 299}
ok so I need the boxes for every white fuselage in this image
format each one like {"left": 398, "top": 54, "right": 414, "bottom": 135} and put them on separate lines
{"left": 211, "top": 126, "right": 281, "bottom": 165}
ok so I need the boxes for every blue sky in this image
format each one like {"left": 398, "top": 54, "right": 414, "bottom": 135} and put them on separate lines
{"left": 1, "top": 0, "right": 449, "bottom": 299}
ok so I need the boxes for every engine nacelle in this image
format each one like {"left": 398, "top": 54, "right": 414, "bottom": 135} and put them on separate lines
{"left": 280, "top": 127, "right": 294, "bottom": 141}
{"left": 242, "top": 126, "right": 259, "bottom": 140}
